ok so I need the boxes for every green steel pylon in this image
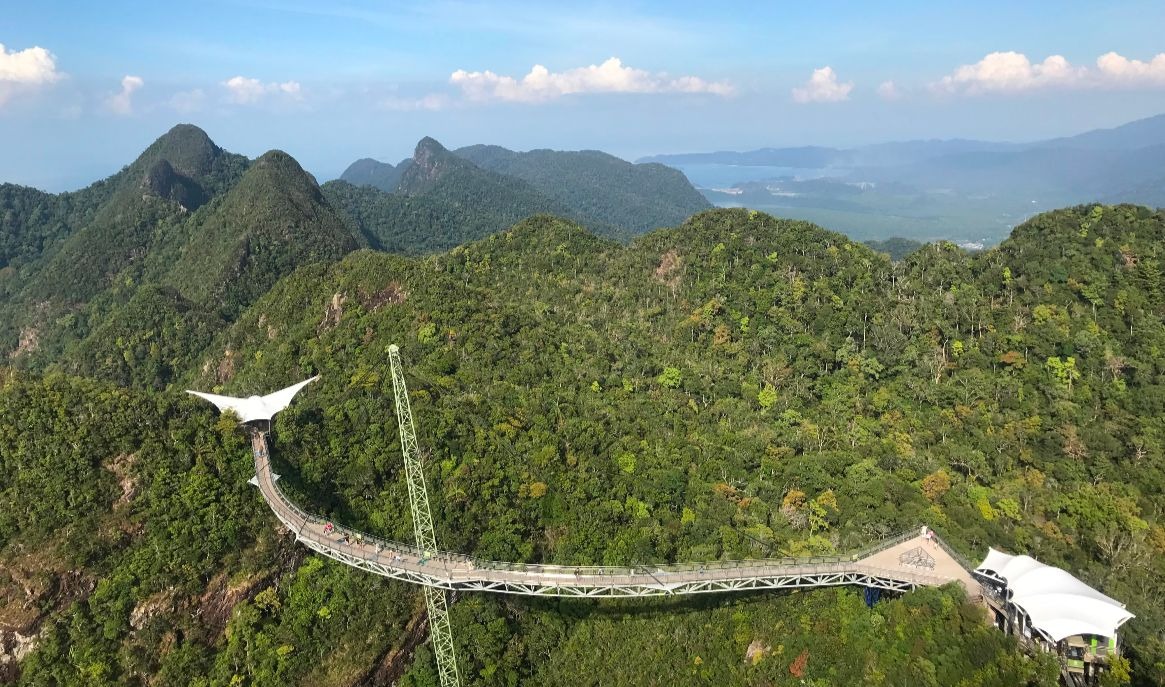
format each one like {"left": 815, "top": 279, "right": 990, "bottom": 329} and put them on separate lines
{"left": 388, "top": 344, "right": 460, "bottom": 687}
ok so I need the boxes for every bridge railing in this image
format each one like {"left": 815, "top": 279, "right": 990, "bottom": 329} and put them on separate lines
{"left": 461, "top": 555, "right": 857, "bottom": 578}
{"left": 438, "top": 524, "right": 925, "bottom": 577}
{"left": 252, "top": 433, "right": 953, "bottom": 583}
{"left": 930, "top": 532, "right": 977, "bottom": 573}
{"left": 254, "top": 443, "right": 457, "bottom": 564}
{"left": 846, "top": 526, "right": 923, "bottom": 560}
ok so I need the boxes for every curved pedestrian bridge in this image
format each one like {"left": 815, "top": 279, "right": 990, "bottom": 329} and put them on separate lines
{"left": 250, "top": 431, "right": 980, "bottom": 599}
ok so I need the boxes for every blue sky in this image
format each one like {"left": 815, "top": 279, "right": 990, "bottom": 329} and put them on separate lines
{"left": 3, "top": 0, "right": 1165, "bottom": 190}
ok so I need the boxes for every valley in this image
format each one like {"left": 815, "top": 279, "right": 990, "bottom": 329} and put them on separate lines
{"left": 646, "top": 114, "right": 1165, "bottom": 246}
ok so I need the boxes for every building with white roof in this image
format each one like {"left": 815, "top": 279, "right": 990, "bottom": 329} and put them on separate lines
{"left": 974, "top": 548, "right": 1133, "bottom": 682}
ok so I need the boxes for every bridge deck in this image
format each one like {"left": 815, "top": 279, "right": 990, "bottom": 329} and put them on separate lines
{"left": 251, "top": 432, "right": 980, "bottom": 598}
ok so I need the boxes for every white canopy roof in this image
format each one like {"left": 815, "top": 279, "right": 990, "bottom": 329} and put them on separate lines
{"left": 186, "top": 376, "right": 319, "bottom": 423}
{"left": 976, "top": 548, "right": 1134, "bottom": 642}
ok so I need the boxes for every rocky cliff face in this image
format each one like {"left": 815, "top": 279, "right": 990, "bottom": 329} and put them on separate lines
{"left": 0, "top": 629, "right": 39, "bottom": 682}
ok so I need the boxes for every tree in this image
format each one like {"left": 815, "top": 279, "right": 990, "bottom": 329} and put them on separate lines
{"left": 656, "top": 367, "right": 682, "bottom": 389}
{"left": 921, "top": 470, "right": 952, "bottom": 502}
{"left": 757, "top": 384, "right": 778, "bottom": 410}
{"left": 1044, "top": 356, "right": 1080, "bottom": 392}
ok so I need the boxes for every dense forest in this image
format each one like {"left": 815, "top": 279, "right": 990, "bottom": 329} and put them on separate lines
{"left": 0, "top": 127, "right": 1162, "bottom": 686}
{"left": 322, "top": 179, "right": 564, "bottom": 255}
{"left": 326, "top": 138, "right": 582, "bottom": 253}
{"left": 451, "top": 143, "right": 711, "bottom": 234}
{"left": 339, "top": 142, "right": 713, "bottom": 238}
{"left": 333, "top": 136, "right": 711, "bottom": 245}
{"left": 862, "top": 236, "right": 924, "bottom": 261}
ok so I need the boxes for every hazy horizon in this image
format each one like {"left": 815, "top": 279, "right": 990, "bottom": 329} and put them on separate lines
{"left": 4, "top": 1, "right": 1165, "bottom": 191}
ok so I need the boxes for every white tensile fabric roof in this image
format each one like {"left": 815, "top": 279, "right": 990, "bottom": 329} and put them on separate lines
{"left": 186, "top": 376, "right": 319, "bottom": 424}
{"left": 976, "top": 548, "right": 1134, "bottom": 642}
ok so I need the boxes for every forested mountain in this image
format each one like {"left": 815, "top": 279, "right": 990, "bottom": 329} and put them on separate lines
{"left": 3, "top": 127, "right": 701, "bottom": 388}
{"left": 322, "top": 180, "right": 561, "bottom": 254}
{"left": 1035, "top": 112, "right": 1165, "bottom": 150}
{"left": 17, "top": 124, "right": 250, "bottom": 305}
{"left": 395, "top": 137, "right": 576, "bottom": 222}
{"left": 326, "top": 136, "right": 632, "bottom": 247}
{"left": 332, "top": 138, "right": 710, "bottom": 242}
{"left": 0, "top": 184, "right": 77, "bottom": 270}
{"left": 452, "top": 144, "right": 711, "bottom": 233}
{"left": 338, "top": 157, "right": 411, "bottom": 192}
{"left": 0, "top": 125, "right": 244, "bottom": 277}
{"left": 0, "top": 127, "right": 354, "bottom": 389}
{"left": 1106, "top": 175, "right": 1165, "bottom": 209}
{"left": 323, "top": 137, "right": 586, "bottom": 252}
{"left": 2, "top": 178, "right": 1163, "bottom": 685}
{"left": 161, "top": 149, "right": 357, "bottom": 316}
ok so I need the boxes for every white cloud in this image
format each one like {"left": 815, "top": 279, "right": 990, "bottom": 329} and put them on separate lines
{"left": 105, "top": 75, "right": 143, "bottom": 115}
{"left": 279, "top": 81, "right": 301, "bottom": 97}
{"left": 877, "top": 80, "right": 901, "bottom": 101}
{"left": 222, "top": 75, "right": 303, "bottom": 104}
{"left": 1096, "top": 51, "right": 1165, "bottom": 84}
{"left": 791, "top": 66, "right": 853, "bottom": 104}
{"left": 932, "top": 52, "right": 1079, "bottom": 93}
{"left": 0, "top": 42, "right": 63, "bottom": 106}
{"left": 933, "top": 51, "right": 1165, "bottom": 94}
{"left": 379, "top": 93, "right": 450, "bottom": 111}
{"left": 169, "top": 88, "right": 206, "bottom": 113}
{"left": 449, "top": 57, "right": 733, "bottom": 103}
{"left": 223, "top": 76, "right": 265, "bottom": 104}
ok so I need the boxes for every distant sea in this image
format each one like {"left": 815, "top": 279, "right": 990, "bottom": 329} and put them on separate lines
{"left": 670, "top": 164, "right": 842, "bottom": 189}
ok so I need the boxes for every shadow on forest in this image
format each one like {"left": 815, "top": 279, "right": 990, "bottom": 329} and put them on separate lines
{"left": 503, "top": 587, "right": 898, "bottom": 622}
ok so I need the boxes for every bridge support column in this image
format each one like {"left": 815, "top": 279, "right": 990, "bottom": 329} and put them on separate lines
{"left": 389, "top": 344, "right": 461, "bottom": 687}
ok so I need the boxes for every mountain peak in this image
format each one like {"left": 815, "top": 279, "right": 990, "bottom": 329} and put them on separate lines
{"left": 415, "top": 136, "right": 448, "bottom": 156}
{"left": 162, "top": 123, "right": 213, "bottom": 144}
{"left": 400, "top": 136, "right": 474, "bottom": 193}
{"left": 225, "top": 149, "right": 328, "bottom": 217}
{"left": 165, "top": 148, "right": 357, "bottom": 314}
{"left": 349, "top": 157, "right": 388, "bottom": 170}
{"left": 252, "top": 149, "right": 319, "bottom": 187}
{"left": 339, "top": 157, "right": 408, "bottom": 192}
{"left": 135, "top": 124, "right": 222, "bottom": 180}
{"left": 412, "top": 136, "right": 457, "bottom": 173}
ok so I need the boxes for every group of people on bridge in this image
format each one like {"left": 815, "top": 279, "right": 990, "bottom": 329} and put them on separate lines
{"left": 322, "top": 520, "right": 440, "bottom": 566}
